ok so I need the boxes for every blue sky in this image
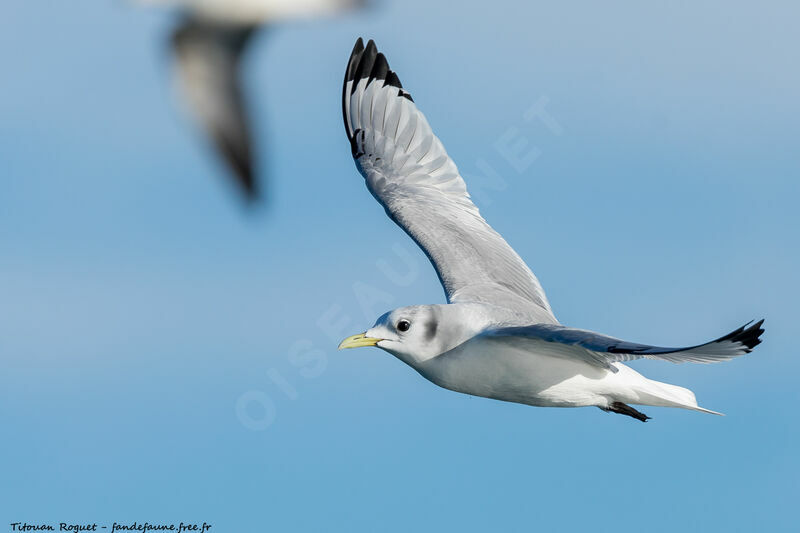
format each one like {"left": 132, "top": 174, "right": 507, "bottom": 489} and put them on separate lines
{"left": 1, "top": 0, "right": 798, "bottom": 531}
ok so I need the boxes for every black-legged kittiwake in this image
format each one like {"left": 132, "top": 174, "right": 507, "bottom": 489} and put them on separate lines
{"left": 141, "top": 0, "right": 365, "bottom": 201}
{"left": 338, "top": 38, "right": 765, "bottom": 422}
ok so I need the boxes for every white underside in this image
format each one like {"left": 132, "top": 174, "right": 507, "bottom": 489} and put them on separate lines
{"left": 414, "top": 336, "right": 720, "bottom": 414}
{"left": 139, "top": 0, "right": 361, "bottom": 24}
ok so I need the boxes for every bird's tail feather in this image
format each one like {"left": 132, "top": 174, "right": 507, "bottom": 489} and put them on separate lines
{"left": 633, "top": 375, "right": 723, "bottom": 416}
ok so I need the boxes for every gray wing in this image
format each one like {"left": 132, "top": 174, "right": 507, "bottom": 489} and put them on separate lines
{"left": 484, "top": 320, "right": 765, "bottom": 371}
{"left": 172, "top": 15, "right": 258, "bottom": 199}
{"left": 342, "top": 39, "right": 555, "bottom": 323}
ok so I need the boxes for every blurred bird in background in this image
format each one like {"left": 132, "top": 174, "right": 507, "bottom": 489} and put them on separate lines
{"left": 140, "top": 0, "right": 366, "bottom": 202}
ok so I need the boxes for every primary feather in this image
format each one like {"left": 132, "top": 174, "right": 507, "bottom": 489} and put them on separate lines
{"left": 343, "top": 39, "right": 554, "bottom": 324}
{"left": 485, "top": 320, "right": 765, "bottom": 372}
{"left": 172, "top": 16, "right": 257, "bottom": 198}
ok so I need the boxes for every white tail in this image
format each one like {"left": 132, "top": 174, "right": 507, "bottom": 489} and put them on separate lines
{"left": 635, "top": 376, "right": 723, "bottom": 416}
{"left": 611, "top": 363, "right": 724, "bottom": 415}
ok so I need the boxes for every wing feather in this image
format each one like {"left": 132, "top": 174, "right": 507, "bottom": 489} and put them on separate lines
{"left": 342, "top": 39, "right": 555, "bottom": 322}
{"left": 484, "top": 320, "right": 765, "bottom": 371}
{"left": 172, "top": 16, "right": 258, "bottom": 199}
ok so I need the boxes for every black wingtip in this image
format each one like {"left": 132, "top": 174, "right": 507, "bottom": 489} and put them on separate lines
{"left": 716, "top": 319, "right": 765, "bottom": 352}
{"left": 238, "top": 174, "right": 259, "bottom": 202}
{"left": 342, "top": 37, "right": 416, "bottom": 145}
{"left": 210, "top": 126, "right": 258, "bottom": 203}
{"left": 352, "top": 39, "right": 378, "bottom": 91}
{"left": 369, "top": 52, "right": 389, "bottom": 84}
{"left": 345, "top": 37, "right": 365, "bottom": 83}
{"left": 228, "top": 154, "right": 258, "bottom": 202}
{"left": 740, "top": 319, "right": 765, "bottom": 351}
{"left": 343, "top": 37, "right": 411, "bottom": 97}
{"left": 343, "top": 38, "right": 363, "bottom": 143}
{"left": 384, "top": 70, "right": 402, "bottom": 89}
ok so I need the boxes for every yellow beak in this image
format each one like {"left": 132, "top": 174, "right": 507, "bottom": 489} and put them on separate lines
{"left": 338, "top": 332, "right": 383, "bottom": 350}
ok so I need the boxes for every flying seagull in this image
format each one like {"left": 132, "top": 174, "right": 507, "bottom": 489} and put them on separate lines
{"left": 143, "top": 0, "right": 364, "bottom": 201}
{"left": 338, "top": 38, "right": 765, "bottom": 422}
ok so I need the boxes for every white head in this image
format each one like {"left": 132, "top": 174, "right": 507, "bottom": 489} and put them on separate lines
{"left": 338, "top": 304, "right": 478, "bottom": 366}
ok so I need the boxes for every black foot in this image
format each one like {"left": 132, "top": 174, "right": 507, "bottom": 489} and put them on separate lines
{"left": 602, "top": 402, "right": 651, "bottom": 422}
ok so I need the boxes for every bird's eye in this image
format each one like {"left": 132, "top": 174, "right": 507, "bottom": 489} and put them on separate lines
{"left": 397, "top": 320, "right": 411, "bottom": 332}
